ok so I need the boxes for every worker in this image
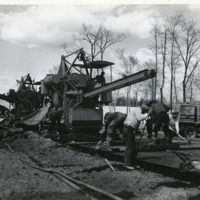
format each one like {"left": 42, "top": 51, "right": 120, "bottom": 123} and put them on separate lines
{"left": 48, "top": 106, "right": 62, "bottom": 138}
{"left": 146, "top": 100, "right": 172, "bottom": 144}
{"left": 168, "top": 111, "right": 180, "bottom": 135}
{"left": 96, "top": 71, "right": 105, "bottom": 86}
{"left": 100, "top": 112, "right": 127, "bottom": 147}
{"left": 146, "top": 115, "right": 153, "bottom": 139}
{"left": 99, "top": 112, "right": 111, "bottom": 135}
{"left": 123, "top": 105, "right": 151, "bottom": 169}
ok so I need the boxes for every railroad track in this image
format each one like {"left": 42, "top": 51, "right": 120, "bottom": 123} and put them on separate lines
{"left": 68, "top": 136, "right": 200, "bottom": 185}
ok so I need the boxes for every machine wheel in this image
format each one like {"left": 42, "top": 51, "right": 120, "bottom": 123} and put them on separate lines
{"left": 183, "top": 126, "right": 197, "bottom": 138}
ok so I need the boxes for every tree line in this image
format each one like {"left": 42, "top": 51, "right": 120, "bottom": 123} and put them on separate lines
{"left": 149, "top": 12, "right": 200, "bottom": 108}
{"left": 57, "top": 11, "right": 200, "bottom": 109}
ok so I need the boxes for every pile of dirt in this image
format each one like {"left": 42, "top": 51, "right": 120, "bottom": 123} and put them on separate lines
{"left": 0, "top": 131, "right": 200, "bottom": 200}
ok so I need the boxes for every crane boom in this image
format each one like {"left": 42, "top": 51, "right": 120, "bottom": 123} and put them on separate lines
{"left": 84, "top": 69, "right": 156, "bottom": 98}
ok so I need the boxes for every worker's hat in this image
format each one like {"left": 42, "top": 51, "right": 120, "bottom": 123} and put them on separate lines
{"left": 141, "top": 104, "right": 149, "bottom": 112}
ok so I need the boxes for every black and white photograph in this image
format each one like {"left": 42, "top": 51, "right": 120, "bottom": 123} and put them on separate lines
{"left": 1, "top": 1, "right": 200, "bottom": 200}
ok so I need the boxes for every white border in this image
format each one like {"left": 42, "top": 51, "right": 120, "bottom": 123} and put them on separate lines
{"left": 0, "top": 0, "right": 200, "bottom": 5}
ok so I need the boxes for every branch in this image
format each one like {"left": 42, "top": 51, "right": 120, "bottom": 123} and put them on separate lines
{"left": 185, "top": 59, "right": 200, "bottom": 85}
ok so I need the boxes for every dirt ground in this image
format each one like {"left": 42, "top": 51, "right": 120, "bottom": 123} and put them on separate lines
{"left": 1, "top": 130, "right": 200, "bottom": 200}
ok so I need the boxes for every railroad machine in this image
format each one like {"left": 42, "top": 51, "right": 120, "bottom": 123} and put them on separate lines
{"left": 41, "top": 48, "right": 156, "bottom": 141}
{"left": 0, "top": 74, "right": 41, "bottom": 119}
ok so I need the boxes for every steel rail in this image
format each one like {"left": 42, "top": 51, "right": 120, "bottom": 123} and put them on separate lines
{"left": 69, "top": 143, "right": 200, "bottom": 185}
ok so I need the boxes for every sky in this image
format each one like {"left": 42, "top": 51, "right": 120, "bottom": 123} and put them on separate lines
{"left": 0, "top": 2, "right": 200, "bottom": 95}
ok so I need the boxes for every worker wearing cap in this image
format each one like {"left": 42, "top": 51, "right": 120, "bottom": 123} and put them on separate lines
{"left": 123, "top": 105, "right": 151, "bottom": 169}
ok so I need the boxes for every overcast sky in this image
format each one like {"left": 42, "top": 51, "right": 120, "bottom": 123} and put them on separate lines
{"left": 0, "top": 3, "right": 200, "bottom": 94}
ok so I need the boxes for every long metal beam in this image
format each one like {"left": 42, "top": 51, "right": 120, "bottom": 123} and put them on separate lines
{"left": 84, "top": 69, "right": 156, "bottom": 98}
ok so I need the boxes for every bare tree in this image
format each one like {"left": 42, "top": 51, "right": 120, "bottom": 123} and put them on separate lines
{"left": 186, "top": 71, "right": 200, "bottom": 102}
{"left": 75, "top": 24, "right": 101, "bottom": 61}
{"left": 166, "top": 12, "right": 183, "bottom": 107}
{"left": 149, "top": 21, "right": 159, "bottom": 100}
{"left": 166, "top": 48, "right": 181, "bottom": 104}
{"left": 159, "top": 24, "right": 168, "bottom": 103}
{"left": 115, "top": 49, "right": 140, "bottom": 111}
{"left": 143, "top": 60, "right": 157, "bottom": 100}
{"left": 112, "top": 90, "right": 120, "bottom": 111}
{"left": 97, "top": 26, "right": 127, "bottom": 61}
{"left": 187, "top": 73, "right": 195, "bottom": 102}
{"left": 168, "top": 32, "right": 175, "bottom": 107}
{"left": 150, "top": 19, "right": 169, "bottom": 103}
{"left": 75, "top": 24, "right": 127, "bottom": 61}
{"left": 173, "top": 18, "right": 200, "bottom": 102}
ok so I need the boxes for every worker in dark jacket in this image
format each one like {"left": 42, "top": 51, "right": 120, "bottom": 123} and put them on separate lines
{"left": 96, "top": 71, "right": 105, "bottom": 86}
{"left": 147, "top": 100, "right": 171, "bottom": 144}
{"left": 100, "top": 112, "right": 127, "bottom": 147}
{"left": 146, "top": 115, "right": 153, "bottom": 139}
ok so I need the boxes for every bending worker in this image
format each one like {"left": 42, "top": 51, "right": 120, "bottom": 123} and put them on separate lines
{"left": 147, "top": 100, "right": 172, "bottom": 144}
{"left": 123, "top": 105, "right": 151, "bottom": 169}
{"left": 101, "top": 112, "right": 127, "bottom": 147}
